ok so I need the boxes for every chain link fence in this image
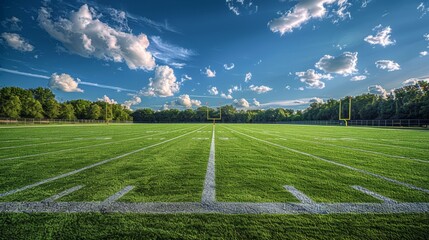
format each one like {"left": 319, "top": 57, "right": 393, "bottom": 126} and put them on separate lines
{"left": 280, "top": 119, "right": 429, "bottom": 127}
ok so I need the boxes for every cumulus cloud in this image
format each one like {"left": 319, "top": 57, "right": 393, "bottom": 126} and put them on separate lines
{"left": 1, "top": 16, "right": 22, "bottom": 31}
{"left": 268, "top": 0, "right": 350, "bottom": 35}
{"left": 98, "top": 95, "right": 118, "bottom": 104}
{"left": 38, "top": 4, "right": 155, "bottom": 70}
{"left": 417, "top": 2, "right": 429, "bottom": 18}
{"left": 245, "top": 72, "right": 252, "bottom": 82}
{"left": 402, "top": 77, "right": 429, "bottom": 86}
{"left": 122, "top": 95, "right": 141, "bottom": 110}
{"left": 364, "top": 25, "right": 395, "bottom": 47}
{"left": 223, "top": 63, "right": 235, "bottom": 70}
{"left": 424, "top": 33, "right": 429, "bottom": 41}
{"left": 350, "top": 75, "right": 367, "bottom": 81}
{"left": 249, "top": 84, "right": 273, "bottom": 94}
{"left": 220, "top": 93, "right": 233, "bottom": 99}
{"left": 315, "top": 51, "right": 358, "bottom": 76}
{"left": 309, "top": 97, "right": 324, "bottom": 103}
{"left": 233, "top": 98, "right": 250, "bottom": 108}
{"left": 226, "top": 0, "right": 258, "bottom": 16}
{"left": 375, "top": 60, "right": 401, "bottom": 72}
{"left": 204, "top": 67, "right": 216, "bottom": 77}
{"left": 253, "top": 98, "right": 260, "bottom": 107}
{"left": 174, "top": 94, "right": 201, "bottom": 108}
{"left": 420, "top": 51, "right": 428, "bottom": 57}
{"left": 49, "top": 73, "right": 83, "bottom": 92}
{"left": 295, "top": 69, "right": 332, "bottom": 89}
{"left": 180, "top": 74, "right": 192, "bottom": 83}
{"left": 208, "top": 86, "right": 219, "bottom": 95}
{"left": 1, "top": 32, "right": 34, "bottom": 52}
{"left": 144, "top": 65, "right": 179, "bottom": 97}
{"left": 368, "top": 85, "right": 388, "bottom": 98}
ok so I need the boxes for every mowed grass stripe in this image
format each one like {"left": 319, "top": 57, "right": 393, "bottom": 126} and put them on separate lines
{"left": 0, "top": 125, "right": 195, "bottom": 161}
{"left": 224, "top": 125, "right": 429, "bottom": 195}
{"left": 0, "top": 126, "right": 199, "bottom": 191}
{"left": 215, "top": 126, "right": 429, "bottom": 203}
{"left": 0, "top": 126, "right": 206, "bottom": 199}
{"left": 3, "top": 126, "right": 212, "bottom": 202}
{"left": 233, "top": 125, "right": 429, "bottom": 188}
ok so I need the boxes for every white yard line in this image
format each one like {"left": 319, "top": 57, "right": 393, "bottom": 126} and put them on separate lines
{"left": 42, "top": 185, "right": 83, "bottom": 202}
{"left": 237, "top": 127, "right": 428, "bottom": 163}
{"left": 0, "top": 126, "right": 196, "bottom": 161}
{"left": 284, "top": 185, "right": 314, "bottom": 204}
{"left": 224, "top": 126, "right": 429, "bottom": 194}
{"left": 102, "top": 186, "right": 134, "bottom": 204}
{"left": 352, "top": 186, "right": 397, "bottom": 204}
{"left": 0, "top": 126, "right": 206, "bottom": 198}
{"left": 202, "top": 125, "right": 216, "bottom": 204}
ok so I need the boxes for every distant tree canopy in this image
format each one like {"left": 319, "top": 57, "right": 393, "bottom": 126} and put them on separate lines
{"left": 0, "top": 87, "right": 132, "bottom": 121}
{"left": 1, "top": 81, "right": 428, "bottom": 122}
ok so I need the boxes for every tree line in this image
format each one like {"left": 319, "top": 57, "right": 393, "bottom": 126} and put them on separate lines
{"left": 0, "top": 87, "right": 131, "bottom": 120}
{"left": 1, "top": 81, "right": 428, "bottom": 122}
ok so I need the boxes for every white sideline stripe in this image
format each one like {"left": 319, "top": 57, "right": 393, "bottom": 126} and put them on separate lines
{"left": 284, "top": 185, "right": 314, "bottom": 204}
{"left": 202, "top": 125, "right": 216, "bottom": 203}
{"left": 42, "top": 185, "right": 83, "bottom": 202}
{"left": 102, "top": 186, "right": 134, "bottom": 204}
{"left": 239, "top": 127, "right": 428, "bottom": 163}
{"left": 0, "top": 126, "right": 195, "bottom": 161}
{"left": 224, "top": 126, "right": 429, "bottom": 194}
{"left": 0, "top": 126, "right": 205, "bottom": 198}
{"left": 0, "top": 138, "right": 109, "bottom": 150}
{"left": 352, "top": 186, "right": 397, "bottom": 204}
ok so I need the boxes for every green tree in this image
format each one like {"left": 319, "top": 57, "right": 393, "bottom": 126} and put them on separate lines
{"left": 44, "top": 98, "right": 60, "bottom": 119}
{"left": 59, "top": 103, "right": 76, "bottom": 120}
{"left": 88, "top": 104, "right": 101, "bottom": 120}
{"left": 0, "top": 95, "right": 22, "bottom": 118}
{"left": 22, "top": 98, "right": 44, "bottom": 118}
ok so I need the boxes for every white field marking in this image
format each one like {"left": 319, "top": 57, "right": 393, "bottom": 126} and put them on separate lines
{"left": 0, "top": 126, "right": 196, "bottom": 161}
{"left": 1, "top": 201, "right": 428, "bottom": 214}
{"left": 102, "top": 186, "right": 134, "bottom": 204}
{"left": 284, "top": 185, "right": 314, "bottom": 204}
{"left": 239, "top": 127, "right": 428, "bottom": 164}
{"left": 0, "top": 126, "right": 206, "bottom": 198}
{"left": 224, "top": 126, "right": 429, "bottom": 194}
{"left": 192, "top": 137, "right": 209, "bottom": 140}
{"left": 352, "top": 186, "right": 397, "bottom": 204}
{"left": 202, "top": 125, "right": 216, "bottom": 204}
{"left": 0, "top": 123, "right": 135, "bottom": 129}
{"left": 42, "top": 185, "right": 83, "bottom": 202}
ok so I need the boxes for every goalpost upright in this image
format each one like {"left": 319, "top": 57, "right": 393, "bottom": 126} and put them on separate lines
{"left": 207, "top": 106, "right": 222, "bottom": 125}
{"left": 339, "top": 97, "right": 352, "bottom": 126}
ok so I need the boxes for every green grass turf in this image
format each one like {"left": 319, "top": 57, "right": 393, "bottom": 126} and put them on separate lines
{"left": 0, "top": 123, "right": 428, "bottom": 238}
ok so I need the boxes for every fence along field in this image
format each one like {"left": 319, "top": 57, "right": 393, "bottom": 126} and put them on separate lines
{"left": 0, "top": 123, "right": 428, "bottom": 214}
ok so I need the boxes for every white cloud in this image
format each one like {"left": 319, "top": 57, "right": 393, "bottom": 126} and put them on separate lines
{"left": 268, "top": 0, "right": 350, "bottom": 35}
{"left": 375, "top": 60, "right": 401, "bottom": 72}
{"left": 49, "top": 73, "right": 83, "bottom": 92}
{"left": 174, "top": 94, "right": 201, "bottom": 108}
{"left": 180, "top": 74, "right": 192, "bottom": 83}
{"left": 309, "top": 97, "right": 324, "bottom": 103}
{"left": 208, "top": 86, "right": 219, "bottom": 95}
{"left": 233, "top": 98, "right": 250, "bottom": 108}
{"left": 122, "top": 95, "right": 141, "bottom": 110}
{"left": 285, "top": 85, "right": 291, "bottom": 90}
{"left": 204, "top": 67, "right": 216, "bottom": 78}
{"left": 295, "top": 69, "right": 332, "bottom": 89}
{"left": 424, "top": 33, "right": 429, "bottom": 41}
{"left": 298, "top": 87, "right": 305, "bottom": 91}
{"left": 364, "top": 25, "right": 395, "bottom": 47}
{"left": 226, "top": 0, "right": 258, "bottom": 16}
{"left": 420, "top": 51, "right": 428, "bottom": 56}
{"left": 361, "top": 0, "right": 372, "bottom": 8}
{"left": 245, "top": 72, "right": 252, "bottom": 82}
{"left": 315, "top": 52, "right": 358, "bottom": 76}
{"left": 98, "top": 95, "right": 118, "bottom": 104}
{"left": 253, "top": 98, "right": 260, "bottom": 107}
{"left": 38, "top": 4, "right": 155, "bottom": 70}
{"left": 223, "top": 63, "right": 235, "bottom": 70}
{"left": 149, "top": 36, "right": 194, "bottom": 67}
{"left": 144, "top": 65, "right": 179, "bottom": 97}
{"left": 1, "top": 32, "right": 34, "bottom": 52}
{"left": 249, "top": 84, "right": 273, "bottom": 94}
{"left": 220, "top": 93, "right": 233, "bottom": 99}
{"left": 402, "top": 77, "right": 429, "bottom": 86}
{"left": 1, "top": 16, "right": 22, "bottom": 31}
{"left": 368, "top": 85, "right": 387, "bottom": 98}
{"left": 417, "top": 2, "right": 429, "bottom": 18}
{"left": 350, "top": 75, "right": 367, "bottom": 81}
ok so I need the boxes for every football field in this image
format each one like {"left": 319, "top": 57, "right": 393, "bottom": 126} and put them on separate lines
{"left": 0, "top": 123, "right": 428, "bottom": 239}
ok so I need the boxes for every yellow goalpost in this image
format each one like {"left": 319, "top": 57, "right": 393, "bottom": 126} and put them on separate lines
{"left": 207, "top": 107, "right": 222, "bottom": 125}
{"left": 339, "top": 97, "right": 352, "bottom": 126}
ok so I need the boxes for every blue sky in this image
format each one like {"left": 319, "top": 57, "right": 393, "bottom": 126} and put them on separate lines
{"left": 0, "top": 0, "right": 428, "bottom": 110}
